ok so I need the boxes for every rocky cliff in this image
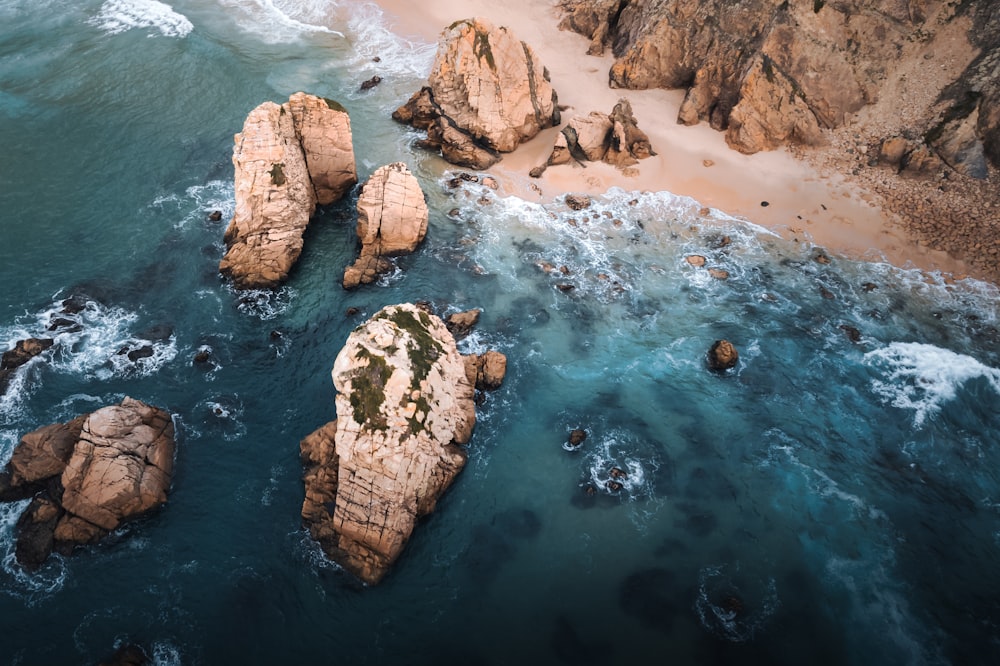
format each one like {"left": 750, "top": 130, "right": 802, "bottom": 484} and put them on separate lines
{"left": 558, "top": 0, "right": 999, "bottom": 175}
{"left": 220, "top": 93, "right": 357, "bottom": 289}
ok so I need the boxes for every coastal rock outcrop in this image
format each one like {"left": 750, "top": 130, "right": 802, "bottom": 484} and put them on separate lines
{"left": 301, "top": 304, "right": 476, "bottom": 584}
{"left": 220, "top": 93, "right": 357, "bottom": 289}
{"left": 343, "top": 162, "right": 428, "bottom": 289}
{"left": 393, "top": 17, "right": 560, "bottom": 169}
{"left": 557, "top": 0, "right": 1000, "bottom": 172}
{"left": 0, "top": 398, "right": 175, "bottom": 569}
{"left": 540, "top": 98, "right": 653, "bottom": 173}
{"left": 0, "top": 337, "right": 54, "bottom": 395}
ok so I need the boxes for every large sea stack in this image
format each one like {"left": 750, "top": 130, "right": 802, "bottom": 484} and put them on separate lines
{"left": 394, "top": 17, "right": 561, "bottom": 169}
{"left": 301, "top": 304, "right": 508, "bottom": 584}
{"left": 343, "top": 162, "right": 429, "bottom": 289}
{"left": 220, "top": 92, "right": 358, "bottom": 289}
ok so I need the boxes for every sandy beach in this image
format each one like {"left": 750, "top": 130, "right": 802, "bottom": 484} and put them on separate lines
{"left": 374, "top": 0, "right": 977, "bottom": 279}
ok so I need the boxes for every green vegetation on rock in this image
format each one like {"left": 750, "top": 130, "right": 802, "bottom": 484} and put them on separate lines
{"left": 323, "top": 98, "right": 347, "bottom": 113}
{"left": 348, "top": 348, "right": 391, "bottom": 431}
{"left": 269, "top": 163, "right": 286, "bottom": 186}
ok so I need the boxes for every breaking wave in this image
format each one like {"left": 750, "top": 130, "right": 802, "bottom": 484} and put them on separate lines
{"left": 90, "top": 0, "right": 193, "bottom": 38}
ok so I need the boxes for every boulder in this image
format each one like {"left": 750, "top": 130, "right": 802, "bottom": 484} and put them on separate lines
{"left": 302, "top": 304, "right": 476, "bottom": 584}
{"left": 567, "top": 112, "right": 613, "bottom": 162}
{"left": 605, "top": 98, "right": 655, "bottom": 167}
{"left": 463, "top": 350, "right": 508, "bottom": 391}
{"left": 545, "top": 100, "right": 653, "bottom": 170}
{"left": 343, "top": 162, "right": 428, "bottom": 289}
{"left": 446, "top": 309, "right": 481, "bottom": 338}
{"left": 394, "top": 17, "right": 560, "bottom": 167}
{"left": 707, "top": 339, "right": 739, "bottom": 371}
{"left": 220, "top": 93, "right": 356, "bottom": 289}
{"left": 0, "top": 398, "right": 175, "bottom": 569}
{"left": 58, "top": 398, "right": 175, "bottom": 533}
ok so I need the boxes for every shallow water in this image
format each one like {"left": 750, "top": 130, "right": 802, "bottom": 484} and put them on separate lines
{"left": 1, "top": 2, "right": 999, "bottom": 665}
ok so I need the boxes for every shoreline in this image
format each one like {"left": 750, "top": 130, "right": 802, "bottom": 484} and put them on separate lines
{"left": 374, "top": 0, "right": 981, "bottom": 282}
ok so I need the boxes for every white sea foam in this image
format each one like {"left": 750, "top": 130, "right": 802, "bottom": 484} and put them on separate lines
{"left": 151, "top": 180, "right": 234, "bottom": 231}
{"left": 1, "top": 500, "right": 68, "bottom": 602}
{"left": 231, "top": 286, "right": 295, "bottom": 321}
{"left": 343, "top": 2, "right": 435, "bottom": 79}
{"left": 865, "top": 342, "right": 1000, "bottom": 427}
{"left": 217, "top": 0, "right": 343, "bottom": 43}
{"left": 90, "top": 0, "right": 193, "bottom": 38}
{"left": 151, "top": 641, "right": 183, "bottom": 666}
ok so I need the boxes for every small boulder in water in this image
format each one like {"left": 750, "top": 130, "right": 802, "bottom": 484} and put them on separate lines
{"left": 707, "top": 339, "right": 739, "bottom": 371}
{"left": 565, "top": 194, "right": 591, "bottom": 210}
{"left": 207, "top": 210, "right": 223, "bottom": 222}
{"left": 686, "top": 255, "right": 707, "bottom": 267}
{"left": 360, "top": 75, "right": 382, "bottom": 91}
{"left": 568, "top": 429, "right": 587, "bottom": 447}
{"left": 446, "top": 309, "right": 481, "bottom": 339}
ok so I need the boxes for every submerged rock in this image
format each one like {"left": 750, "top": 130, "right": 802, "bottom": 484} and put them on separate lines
{"left": 220, "top": 92, "right": 357, "bottom": 290}
{"left": 394, "top": 17, "right": 560, "bottom": 168}
{"left": 0, "top": 398, "right": 175, "bottom": 569}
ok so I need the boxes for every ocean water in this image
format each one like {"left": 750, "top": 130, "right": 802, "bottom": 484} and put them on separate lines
{"left": 1, "top": 1, "right": 999, "bottom": 664}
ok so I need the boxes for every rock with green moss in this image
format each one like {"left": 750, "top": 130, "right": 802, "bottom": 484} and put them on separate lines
{"left": 301, "top": 303, "right": 476, "bottom": 584}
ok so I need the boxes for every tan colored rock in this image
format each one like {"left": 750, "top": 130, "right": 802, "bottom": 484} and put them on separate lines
{"left": 707, "top": 339, "right": 739, "bottom": 371}
{"left": 879, "top": 137, "right": 910, "bottom": 167}
{"left": 306, "top": 304, "right": 476, "bottom": 584}
{"left": 605, "top": 98, "right": 655, "bottom": 167}
{"left": 726, "top": 56, "right": 825, "bottom": 154}
{"left": 59, "top": 398, "right": 175, "bottom": 532}
{"left": 220, "top": 101, "right": 316, "bottom": 289}
{"left": 394, "top": 17, "right": 559, "bottom": 167}
{"left": 569, "top": 112, "right": 613, "bottom": 161}
{"left": 430, "top": 18, "right": 559, "bottom": 152}
{"left": 0, "top": 397, "right": 175, "bottom": 569}
{"left": 285, "top": 92, "right": 358, "bottom": 204}
{"left": 8, "top": 416, "right": 86, "bottom": 488}
{"left": 221, "top": 93, "right": 356, "bottom": 289}
{"left": 343, "top": 163, "right": 428, "bottom": 289}
{"left": 446, "top": 309, "right": 481, "bottom": 338}
{"left": 478, "top": 351, "right": 507, "bottom": 390}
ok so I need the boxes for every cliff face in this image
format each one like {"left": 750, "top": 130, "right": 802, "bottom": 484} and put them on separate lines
{"left": 558, "top": 0, "right": 999, "bottom": 174}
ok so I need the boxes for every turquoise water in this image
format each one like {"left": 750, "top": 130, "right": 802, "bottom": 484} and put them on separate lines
{"left": 1, "top": 2, "right": 999, "bottom": 664}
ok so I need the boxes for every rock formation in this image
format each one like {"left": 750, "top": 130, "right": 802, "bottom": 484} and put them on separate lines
{"left": 539, "top": 98, "right": 653, "bottom": 174}
{"left": 0, "top": 398, "right": 175, "bottom": 569}
{"left": 343, "top": 162, "right": 428, "bottom": 289}
{"left": 557, "top": 0, "right": 1000, "bottom": 173}
{"left": 0, "top": 337, "right": 54, "bottom": 395}
{"left": 301, "top": 304, "right": 506, "bottom": 584}
{"left": 220, "top": 92, "right": 357, "bottom": 289}
{"left": 301, "top": 304, "right": 475, "bottom": 584}
{"left": 394, "top": 17, "right": 561, "bottom": 169}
